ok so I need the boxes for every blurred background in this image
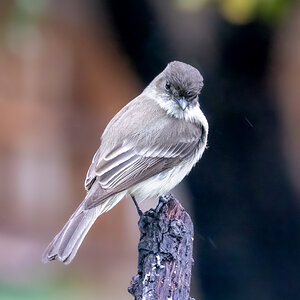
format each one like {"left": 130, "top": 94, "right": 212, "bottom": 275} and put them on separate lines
{"left": 0, "top": 0, "right": 299, "bottom": 299}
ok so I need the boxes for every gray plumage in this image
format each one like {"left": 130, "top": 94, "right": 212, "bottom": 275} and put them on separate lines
{"left": 42, "top": 61, "right": 208, "bottom": 264}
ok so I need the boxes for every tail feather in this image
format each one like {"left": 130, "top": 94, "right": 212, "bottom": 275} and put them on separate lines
{"left": 42, "top": 207, "right": 98, "bottom": 264}
{"left": 59, "top": 212, "right": 89, "bottom": 262}
{"left": 42, "top": 191, "right": 126, "bottom": 264}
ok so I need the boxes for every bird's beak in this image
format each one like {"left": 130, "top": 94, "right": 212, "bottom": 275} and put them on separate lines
{"left": 177, "top": 97, "right": 188, "bottom": 111}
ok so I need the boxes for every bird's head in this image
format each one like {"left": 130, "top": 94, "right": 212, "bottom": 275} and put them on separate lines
{"left": 162, "top": 61, "right": 203, "bottom": 111}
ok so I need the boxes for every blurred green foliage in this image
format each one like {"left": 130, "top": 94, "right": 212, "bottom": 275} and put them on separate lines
{"left": 174, "top": 0, "right": 294, "bottom": 25}
{"left": 1, "top": 0, "right": 47, "bottom": 43}
{"left": 0, "top": 284, "right": 72, "bottom": 300}
{"left": 1, "top": 0, "right": 295, "bottom": 40}
{"left": 0, "top": 280, "right": 94, "bottom": 300}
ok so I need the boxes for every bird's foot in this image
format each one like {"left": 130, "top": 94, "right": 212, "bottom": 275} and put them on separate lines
{"left": 131, "top": 195, "right": 143, "bottom": 218}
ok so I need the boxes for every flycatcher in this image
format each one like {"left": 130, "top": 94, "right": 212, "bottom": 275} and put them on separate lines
{"left": 42, "top": 61, "right": 209, "bottom": 264}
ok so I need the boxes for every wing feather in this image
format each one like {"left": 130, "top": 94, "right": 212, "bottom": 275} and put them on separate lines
{"left": 84, "top": 138, "right": 200, "bottom": 209}
{"left": 84, "top": 148, "right": 101, "bottom": 190}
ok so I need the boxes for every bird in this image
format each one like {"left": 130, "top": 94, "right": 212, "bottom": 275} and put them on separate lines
{"left": 42, "top": 61, "right": 209, "bottom": 264}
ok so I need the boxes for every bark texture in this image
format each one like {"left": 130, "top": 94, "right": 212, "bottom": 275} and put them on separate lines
{"left": 128, "top": 195, "right": 195, "bottom": 300}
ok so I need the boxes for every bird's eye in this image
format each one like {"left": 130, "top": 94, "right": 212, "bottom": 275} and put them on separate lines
{"left": 165, "top": 81, "right": 171, "bottom": 90}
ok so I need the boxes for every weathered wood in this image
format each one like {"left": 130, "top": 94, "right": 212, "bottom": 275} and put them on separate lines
{"left": 128, "top": 195, "right": 195, "bottom": 300}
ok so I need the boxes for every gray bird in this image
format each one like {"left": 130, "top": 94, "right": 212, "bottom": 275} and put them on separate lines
{"left": 42, "top": 61, "right": 209, "bottom": 264}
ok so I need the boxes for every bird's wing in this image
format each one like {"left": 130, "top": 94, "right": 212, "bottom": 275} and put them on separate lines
{"left": 85, "top": 147, "right": 101, "bottom": 191}
{"left": 84, "top": 133, "right": 203, "bottom": 209}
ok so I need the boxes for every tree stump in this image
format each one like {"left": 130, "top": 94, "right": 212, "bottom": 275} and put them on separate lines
{"left": 128, "top": 195, "right": 195, "bottom": 300}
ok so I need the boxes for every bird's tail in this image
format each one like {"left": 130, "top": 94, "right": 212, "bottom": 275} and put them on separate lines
{"left": 42, "top": 191, "right": 126, "bottom": 264}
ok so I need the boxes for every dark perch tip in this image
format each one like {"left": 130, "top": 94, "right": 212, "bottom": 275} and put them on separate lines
{"left": 155, "top": 193, "right": 173, "bottom": 214}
